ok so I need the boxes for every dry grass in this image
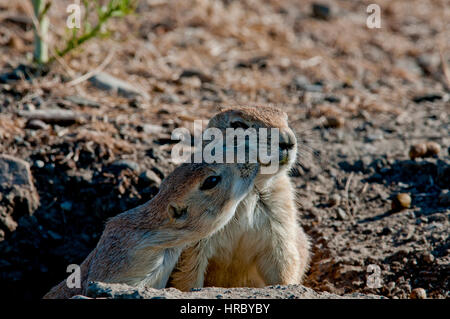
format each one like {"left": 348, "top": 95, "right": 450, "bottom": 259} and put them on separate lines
{"left": 0, "top": 0, "right": 449, "bottom": 144}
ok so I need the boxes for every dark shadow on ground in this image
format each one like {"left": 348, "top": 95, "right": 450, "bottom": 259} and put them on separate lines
{"left": 338, "top": 157, "right": 449, "bottom": 220}
{"left": 0, "top": 140, "right": 160, "bottom": 299}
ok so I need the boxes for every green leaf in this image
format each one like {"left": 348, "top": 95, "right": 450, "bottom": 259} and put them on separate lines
{"left": 50, "top": 0, "right": 137, "bottom": 63}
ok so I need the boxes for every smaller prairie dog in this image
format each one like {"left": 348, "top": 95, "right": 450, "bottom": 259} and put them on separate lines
{"left": 43, "top": 162, "right": 259, "bottom": 299}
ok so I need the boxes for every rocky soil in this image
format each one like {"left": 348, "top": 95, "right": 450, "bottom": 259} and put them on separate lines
{"left": 77, "top": 281, "right": 383, "bottom": 299}
{"left": 0, "top": 0, "right": 449, "bottom": 299}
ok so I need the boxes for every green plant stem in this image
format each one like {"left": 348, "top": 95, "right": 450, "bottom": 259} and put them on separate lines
{"left": 32, "top": 0, "right": 50, "bottom": 64}
{"left": 52, "top": 23, "right": 102, "bottom": 62}
{"left": 49, "top": 0, "right": 136, "bottom": 64}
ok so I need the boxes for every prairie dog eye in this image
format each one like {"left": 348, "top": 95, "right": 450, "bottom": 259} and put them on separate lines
{"left": 230, "top": 121, "right": 249, "bottom": 129}
{"left": 200, "top": 175, "right": 222, "bottom": 190}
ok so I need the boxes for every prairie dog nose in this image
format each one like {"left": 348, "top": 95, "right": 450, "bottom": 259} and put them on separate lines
{"left": 279, "top": 129, "right": 296, "bottom": 150}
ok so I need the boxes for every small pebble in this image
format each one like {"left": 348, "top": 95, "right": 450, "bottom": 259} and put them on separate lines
{"left": 391, "top": 193, "right": 411, "bottom": 211}
{"left": 336, "top": 207, "right": 347, "bottom": 220}
{"left": 178, "top": 69, "right": 212, "bottom": 83}
{"left": 65, "top": 95, "right": 100, "bottom": 108}
{"left": 312, "top": 3, "right": 332, "bottom": 20}
{"left": 60, "top": 201, "right": 73, "bottom": 211}
{"left": 89, "top": 72, "right": 149, "bottom": 99}
{"left": 139, "top": 170, "right": 162, "bottom": 185}
{"left": 379, "top": 226, "right": 392, "bottom": 236}
{"left": 324, "top": 116, "right": 345, "bottom": 128}
{"left": 328, "top": 193, "right": 341, "bottom": 207}
{"left": 365, "top": 131, "right": 384, "bottom": 142}
{"left": 424, "top": 141, "right": 440, "bottom": 157}
{"left": 438, "top": 189, "right": 450, "bottom": 205}
{"left": 410, "top": 288, "right": 426, "bottom": 299}
{"left": 23, "top": 103, "right": 36, "bottom": 111}
{"left": 26, "top": 119, "right": 49, "bottom": 130}
{"left": 143, "top": 124, "right": 164, "bottom": 134}
{"left": 409, "top": 143, "right": 427, "bottom": 160}
{"left": 293, "top": 76, "right": 323, "bottom": 92}
{"left": 422, "top": 252, "right": 435, "bottom": 264}
{"left": 409, "top": 141, "right": 441, "bottom": 159}
{"left": 412, "top": 94, "right": 442, "bottom": 103}
{"left": 34, "top": 160, "right": 45, "bottom": 168}
{"left": 324, "top": 95, "right": 340, "bottom": 103}
{"left": 387, "top": 281, "right": 396, "bottom": 291}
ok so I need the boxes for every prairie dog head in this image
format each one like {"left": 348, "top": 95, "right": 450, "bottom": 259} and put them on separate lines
{"left": 207, "top": 106, "right": 297, "bottom": 178}
{"left": 145, "top": 162, "right": 259, "bottom": 247}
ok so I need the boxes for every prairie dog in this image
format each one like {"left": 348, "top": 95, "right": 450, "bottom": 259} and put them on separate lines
{"left": 43, "top": 161, "right": 259, "bottom": 299}
{"left": 170, "top": 106, "right": 310, "bottom": 290}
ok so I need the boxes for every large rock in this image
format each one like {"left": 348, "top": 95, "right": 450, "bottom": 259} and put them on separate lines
{"left": 82, "top": 282, "right": 383, "bottom": 299}
{"left": 0, "top": 155, "right": 39, "bottom": 234}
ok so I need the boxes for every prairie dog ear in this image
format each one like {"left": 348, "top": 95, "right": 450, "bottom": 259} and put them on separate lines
{"left": 208, "top": 109, "right": 231, "bottom": 128}
{"left": 216, "top": 105, "right": 227, "bottom": 112}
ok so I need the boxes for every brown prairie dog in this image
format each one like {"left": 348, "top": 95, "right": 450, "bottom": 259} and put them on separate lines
{"left": 43, "top": 161, "right": 259, "bottom": 299}
{"left": 170, "top": 106, "right": 310, "bottom": 290}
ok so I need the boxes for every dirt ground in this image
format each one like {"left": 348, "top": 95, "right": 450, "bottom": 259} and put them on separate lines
{"left": 0, "top": 0, "right": 449, "bottom": 299}
{"left": 74, "top": 281, "right": 384, "bottom": 299}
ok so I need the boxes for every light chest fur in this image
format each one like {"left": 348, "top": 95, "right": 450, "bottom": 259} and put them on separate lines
{"left": 202, "top": 173, "right": 297, "bottom": 287}
{"left": 137, "top": 247, "right": 184, "bottom": 289}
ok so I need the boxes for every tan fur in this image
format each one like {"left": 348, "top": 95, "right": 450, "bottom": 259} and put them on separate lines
{"left": 170, "top": 105, "right": 310, "bottom": 290}
{"left": 43, "top": 162, "right": 258, "bottom": 299}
